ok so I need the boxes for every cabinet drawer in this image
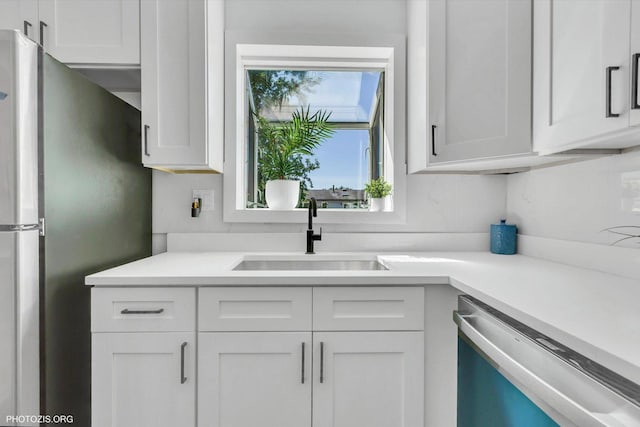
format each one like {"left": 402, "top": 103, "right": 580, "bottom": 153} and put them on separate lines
{"left": 313, "top": 287, "right": 424, "bottom": 331}
{"left": 91, "top": 288, "right": 195, "bottom": 332}
{"left": 199, "top": 288, "right": 312, "bottom": 331}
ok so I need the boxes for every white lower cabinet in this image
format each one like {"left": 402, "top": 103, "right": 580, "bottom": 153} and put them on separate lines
{"left": 198, "top": 332, "right": 312, "bottom": 427}
{"left": 312, "top": 332, "right": 424, "bottom": 427}
{"left": 92, "top": 287, "right": 425, "bottom": 427}
{"left": 92, "top": 332, "right": 196, "bottom": 427}
{"left": 198, "top": 331, "right": 424, "bottom": 427}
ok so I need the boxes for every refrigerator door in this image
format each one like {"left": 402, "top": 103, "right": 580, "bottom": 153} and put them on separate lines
{"left": 0, "top": 229, "right": 39, "bottom": 427}
{"left": 41, "top": 52, "right": 151, "bottom": 426}
{"left": 0, "top": 30, "right": 38, "bottom": 226}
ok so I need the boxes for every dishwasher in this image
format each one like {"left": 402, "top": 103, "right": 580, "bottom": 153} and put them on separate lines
{"left": 454, "top": 295, "right": 640, "bottom": 427}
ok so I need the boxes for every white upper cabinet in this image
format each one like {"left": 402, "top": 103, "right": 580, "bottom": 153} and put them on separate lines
{"left": 140, "top": 0, "right": 223, "bottom": 172}
{"left": 38, "top": 0, "right": 140, "bottom": 65}
{"left": 408, "top": 0, "right": 533, "bottom": 173}
{"left": 429, "top": 0, "right": 531, "bottom": 164}
{"left": 534, "top": 0, "right": 640, "bottom": 154}
{"left": 632, "top": 0, "right": 640, "bottom": 127}
{"left": 0, "top": 0, "right": 139, "bottom": 65}
{"left": 0, "top": 0, "right": 38, "bottom": 42}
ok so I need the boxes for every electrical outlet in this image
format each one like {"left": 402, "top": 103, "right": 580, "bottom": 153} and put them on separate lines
{"left": 192, "top": 189, "right": 214, "bottom": 211}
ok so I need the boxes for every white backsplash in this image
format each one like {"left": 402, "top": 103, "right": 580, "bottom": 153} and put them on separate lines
{"left": 152, "top": 172, "right": 507, "bottom": 234}
{"left": 166, "top": 232, "right": 490, "bottom": 253}
{"left": 507, "top": 149, "right": 640, "bottom": 248}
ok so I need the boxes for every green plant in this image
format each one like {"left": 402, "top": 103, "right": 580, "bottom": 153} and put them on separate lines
{"left": 256, "top": 106, "right": 334, "bottom": 181}
{"left": 364, "top": 177, "right": 392, "bottom": 198}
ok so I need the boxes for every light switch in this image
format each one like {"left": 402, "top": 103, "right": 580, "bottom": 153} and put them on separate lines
{"left": 192, "top": 189, "right": 214, "bottom": 211}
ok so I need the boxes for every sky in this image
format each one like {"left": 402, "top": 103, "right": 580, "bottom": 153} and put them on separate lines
{"left": 308, "top": 129, "right": 370, "bottom": 190}
{"left": 292, "top": 71, "right": 380, "bottom": 190}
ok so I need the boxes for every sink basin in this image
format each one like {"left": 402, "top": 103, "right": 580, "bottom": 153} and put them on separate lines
{"left": 233, "top": 259, "right": 388, "bottom": 271}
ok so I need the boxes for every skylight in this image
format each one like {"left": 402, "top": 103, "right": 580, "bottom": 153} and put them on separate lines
{"left": 248, "top": 70, "right": 383, "bottom": 123}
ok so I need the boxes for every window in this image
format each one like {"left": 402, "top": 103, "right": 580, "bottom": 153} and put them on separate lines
{"left": 224, "top": 36, "right": 406, "bottom": 224}
{"left": 245, "top": 69, "right": 384, "bottom": 209}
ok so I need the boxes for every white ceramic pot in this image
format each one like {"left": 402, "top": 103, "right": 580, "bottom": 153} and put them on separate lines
{"left": 369, "top": 197, "right": 385, "bottom": 212}
{"left": 265, "top": 179, "right": 300, "bottom": 210}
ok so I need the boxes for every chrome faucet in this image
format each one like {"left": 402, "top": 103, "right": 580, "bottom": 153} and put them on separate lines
{"left": 306, "top": 197, "right": 322, "bottom": 254}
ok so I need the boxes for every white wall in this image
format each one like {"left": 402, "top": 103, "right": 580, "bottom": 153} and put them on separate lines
{"left": 507, "top": 150, "right": 640, "bottom": 248}
{"left": 225, "top": 0, "right": 407, "bottom": 33}
{"left": 151, "top": 0, "right": 509, "bottom": 250}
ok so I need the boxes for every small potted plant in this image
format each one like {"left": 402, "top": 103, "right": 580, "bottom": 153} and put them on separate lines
{"left": 364, "top": 177, "right": 392, "bottom": 212}
{"left": 256, "top": 107, "right": 334, "bottom": 209}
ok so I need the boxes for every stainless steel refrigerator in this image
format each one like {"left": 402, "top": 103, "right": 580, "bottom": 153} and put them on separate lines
{"left": 0, "top": 30, "right": 151, "bottom": 426}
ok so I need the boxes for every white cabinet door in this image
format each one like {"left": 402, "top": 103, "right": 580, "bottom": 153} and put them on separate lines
{"left": 0, "top": 0, "right": 38, "bottom": 42}
{"left": 37, "top": 0, "right": 139, "bottom": 64}
{"left": 428, "top": 0, "right": 531, "bottom": 164}
{"left": 92, "top": 332, "right": 195, "bottom": 427}
{"left": 198, "top": 332, "right": 312, "bottom": 427}
{"left": 140, "top": 0, "right": 223, "bottom": 172}
{"left": 631, "top": 0, "right": 640, "bottom": 127}
{"left": 312, "top": 332, "right": 424, "bottom": 427}
{"left": 533, "top": 0, "right": 631, "bottom": 153}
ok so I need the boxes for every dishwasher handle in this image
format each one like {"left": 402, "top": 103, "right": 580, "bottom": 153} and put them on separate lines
{"left": 454, "top": 311, "right": 608, "bottom": 427}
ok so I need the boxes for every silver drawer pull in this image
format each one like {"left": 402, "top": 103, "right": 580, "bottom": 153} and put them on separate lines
{"left": 39, "top": 21, "right": 47, "bottom": 47}
{"left": 23, "top": 21, "right": 32, "bottom": 37}
{"left": 606, "top": 66, "right": 621, "bottom": 118}
{"left": 180, "top": 342, "right": 188, "bottom": 384}
{"left": 301, "top": 342, "right": 306, "bottom": 384}
{"left": 320, "top": 341, "right": 325, "bottom": 383}
{"left": 120, "top": 308, "right": 164, "bottom": 315}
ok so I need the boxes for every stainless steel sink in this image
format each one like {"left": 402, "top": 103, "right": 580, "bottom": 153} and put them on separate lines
{"left": 232, "top": 259, "right": 388, "bottom": 271}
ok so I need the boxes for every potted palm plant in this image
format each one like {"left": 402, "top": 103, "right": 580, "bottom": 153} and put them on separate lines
{"left": 256, "top": 107, "right": 334, "bottom": 209}
{"left": 364, "top": 177, "right": 392, "bottom": 212}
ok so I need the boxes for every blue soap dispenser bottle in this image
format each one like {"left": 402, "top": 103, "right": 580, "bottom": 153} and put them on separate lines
{"left": 490, "top": 219, "right": 517, "bottom": 255}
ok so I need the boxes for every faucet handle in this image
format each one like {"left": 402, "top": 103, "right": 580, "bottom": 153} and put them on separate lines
{"left": 314, "top": 227, "right": 322, "bottom": 241}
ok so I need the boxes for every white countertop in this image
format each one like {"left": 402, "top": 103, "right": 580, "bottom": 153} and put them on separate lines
{"left": 86, "top": 251, "right": 640, "bottom": 386}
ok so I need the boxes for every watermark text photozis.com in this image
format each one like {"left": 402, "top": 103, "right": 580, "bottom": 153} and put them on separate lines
{"left": 5, "top": 414, "right": 74, "bottom": 425}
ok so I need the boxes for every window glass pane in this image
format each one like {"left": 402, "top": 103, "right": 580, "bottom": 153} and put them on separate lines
{"left": 246, "top": 69, "right": 384, "bottom": 209}
{"left": 308, "top": 129, "right": 369, "bottom": 209}
{"left": 251, "top": 70, "right": 382, "bottom": 123}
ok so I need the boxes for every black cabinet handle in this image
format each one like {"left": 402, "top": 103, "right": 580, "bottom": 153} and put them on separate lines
{"left": 606, "top": 66, "right": 620, "bottom": 118}
{"left": 320, "top": 342, "right": 325, "bottom": 383}
{"left": 431, "top": 125, "right": 437, "bottom": 156}
{"left": 144, "top": 125, "right": 150, "bottom": 156}
{"left": 120, "top": 308, "right": 164, "bottom": 315}
{"left": 23, "top": 21, "right": 32, "bottom": 37}
{"left": 301, "top": 342, "right": 306, "bottom": 384}
{"left": 39, "top": 21, "right": 47, "bottom": 47}
{"left": 180, "top": 342, "right": 187, "bottom": 384}
{"left": 632, "top": 54, "right": 640, "bottom": 110}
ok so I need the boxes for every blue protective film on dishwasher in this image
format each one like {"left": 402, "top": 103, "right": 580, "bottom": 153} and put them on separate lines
{"left": 457, "top": 336, "right": 559, "bottom": 427}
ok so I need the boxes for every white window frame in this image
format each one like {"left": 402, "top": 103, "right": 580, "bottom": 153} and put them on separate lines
{"left": 223, "top": 31, "right": 407, "bottom": 224}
